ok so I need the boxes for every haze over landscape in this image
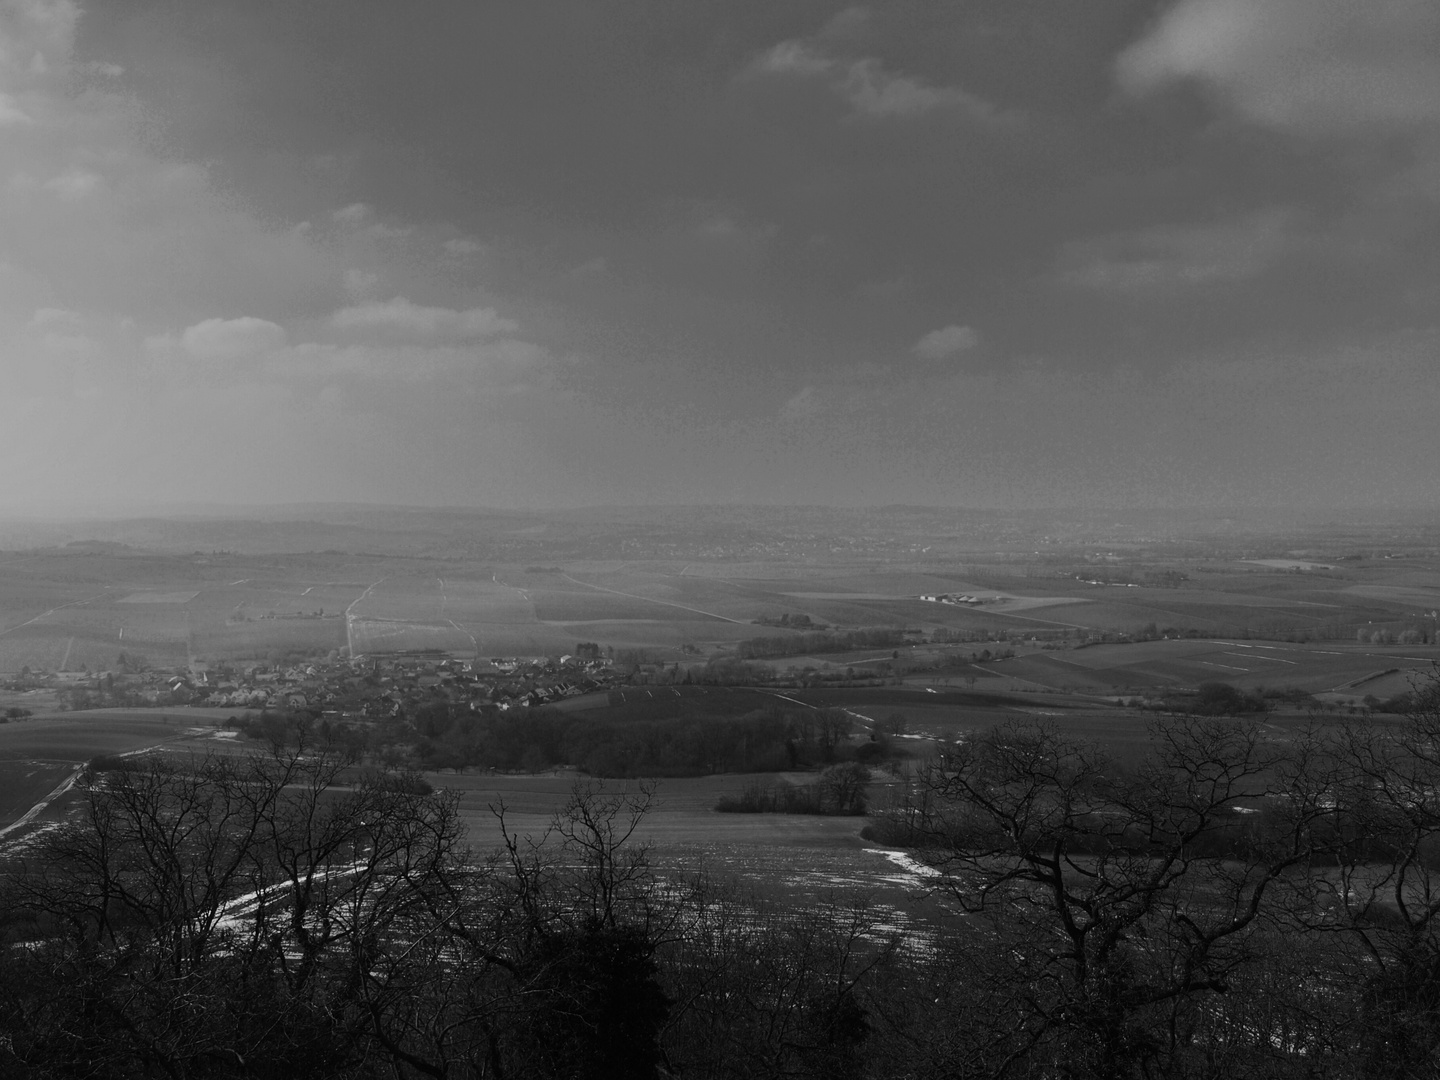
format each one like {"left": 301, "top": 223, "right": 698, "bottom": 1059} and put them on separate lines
{"left": 2, "top": 0, "right": 1437, "bottom": 511}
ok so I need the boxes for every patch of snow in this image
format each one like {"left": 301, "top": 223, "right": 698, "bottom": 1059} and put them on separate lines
{"left": 864, "top": 848, "right": 941, "bottom": 880}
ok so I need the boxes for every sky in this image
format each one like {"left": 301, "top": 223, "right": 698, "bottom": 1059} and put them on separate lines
{"left": 0, "top": 0, "right": 1437, "bottom": 512}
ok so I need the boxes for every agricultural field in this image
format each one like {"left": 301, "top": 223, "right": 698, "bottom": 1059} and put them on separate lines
{"left": 529, "top": 587, "right": 722, "bottom": 624}
{"left": 0, "top": 760, "right": 75, "bottom": 836}
{"left": 429, "top": 770, "right": 956, "bottom": 938}
{"left": 437, "top": 770, "right": 865, "bottom": 846}
{"left": 540, "top": 680, "right": 1103, "bottom": 750}
{"left": 0, "top": 711, "right": 229, "bottom": 837}
{"left": 0, "top": 599, "right": 190, "bottom": 674}
{"left": 962, "top": 638, "right": 1440, "bottom": 701}
{"left": 0, "top": 712, "right": 952, "bottom": 935}
{"left": 193, "top": 618, "right": 347, "bottom": 663}
{"left": 0, "top": 508, "right": 1435, "bottom": 678}
{"left": 767, "top": 683, "right": 1093, "bottom": 741}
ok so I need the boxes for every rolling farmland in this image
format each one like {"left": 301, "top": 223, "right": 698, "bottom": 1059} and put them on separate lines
{"left": 0, "top": 509, "right": 1434, "bottom": 690}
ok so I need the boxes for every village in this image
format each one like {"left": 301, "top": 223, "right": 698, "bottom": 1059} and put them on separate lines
{"left": 0, "top": 650, "right": 624, "bottom": 719}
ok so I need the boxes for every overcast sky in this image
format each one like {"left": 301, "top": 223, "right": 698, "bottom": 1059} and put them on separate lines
{"left": 1, "top": 0, "right": 1437, "bottom": 511}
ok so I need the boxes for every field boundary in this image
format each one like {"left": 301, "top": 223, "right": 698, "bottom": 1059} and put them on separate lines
{"left": 560, "top": 574, "right": 745, "bottom": 624}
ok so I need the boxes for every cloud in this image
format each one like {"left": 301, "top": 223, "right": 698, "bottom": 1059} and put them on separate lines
{"left": 913, "top": 324, "right": 979, "bottom": 361}
{"left": 280, "top": 338, "right": 545, "bottom": 383}
{"left": 28, "top": 306, "right": 82, "bottom": 329}
{"left": 4, "top": 306, "right": 133, "bottom": 400}
{"left": 816, "top": 6, "right": 872, "bottom": 44}
{"left": 332, "top": 201, "right": 411, "bottom": 239}
{"left": 442, "top": 237, "right": 485, "bottom": 257}
{"left": 692, "top": 212, "right": 776, "bottom": 245}
{"left": 140, "top": 301, "right": 547, "bottom": 385}
{"left": 750, "top": 24, "right": 1014, "bottom": 125}
{"left": 757, "top": 40, "right": 833, "bottom": 78}
{"left": 43, "top": 166, "right": 100, "bottom": 199}
{"left": 657, "top": 198, "right": 777, "bottom": 260}
{"left": 1057, "top": 209, "right": 1295, "bottom": 292}
{"left": 696, "top": 214, "right": 743, "bottom": 239}
{"left": 342, "top": 268, "right": 379, "bottom": 297}
{"left": 22, "top": 305, "right": 97, "bottom": 362}
{"left": 0, "top": 1, "right": 566, "bottom": 507}
{"left": 0, "top": 0, "right": 77, "bottom": 94}
{"left": 330, "top": 297, "right": 518, "bottom": 340}
{"left": 757, "top": 331, "right": 1440, "bottom": 508}
{"left": 179, "top": 317, "right": 288, "bottom": 362}
{"left": 0, "top": 0, "right": 343, "bottom": 327}
{"left": 0, "top": 90, "right": 31, "bottom": 124}
{"left": 1117, "top": 0, "right": 1440, "bottom": 135}
{"left": 856, "top": 275, "right": 908, "bottom": 300}
{"left": 779, "top": 385, "right": 823, "bottom": 419}
{"left": 840, "top": 59, "right": 1005, "bottom": 122}
{"left": 332, "top": 202, "right": 371, "bottom": 225}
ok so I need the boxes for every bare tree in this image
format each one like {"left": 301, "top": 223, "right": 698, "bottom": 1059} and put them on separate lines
{"left": 1, "top": 742, "right": 463, "bottom": 1078}
{"left": 656, "top": 880, "right": 894, "bottom": 1080}
{"left": 1325, "top": 673, "right": 1440, "bottom": 1077}
{"left": 912, "top": 715, "right": 1339, "bottom": 1078}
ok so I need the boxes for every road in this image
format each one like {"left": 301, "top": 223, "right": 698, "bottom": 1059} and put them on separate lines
{"left": 438, "top": 577, "right": 480, "bottom": 656}
{"left": 345, "top": 579, "right": 386, "bottom": 657}
{"left": 0, "top": 589, "right": 111, "bottom": 638}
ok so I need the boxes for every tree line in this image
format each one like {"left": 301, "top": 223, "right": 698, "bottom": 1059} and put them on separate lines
{"left": 732, "top": 627, "right": 912, "bottom": 661}
{"left": 715, "top": 763, "right": 872, "bottom": 815}
{"left": 233, "top": 701, "right": 863, "bottom": 778}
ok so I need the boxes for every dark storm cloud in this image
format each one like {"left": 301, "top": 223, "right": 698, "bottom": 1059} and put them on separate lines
{"left": 0, "top": 0, "right": 1433, "bottom": 509}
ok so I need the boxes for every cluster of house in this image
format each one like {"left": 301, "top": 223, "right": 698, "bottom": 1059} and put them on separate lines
{"left": 206, "top": 654, "right": 621, "bottom": 715}
{"left": 24, "top": 653, "right": 621, "bottom": 717}
{"left": 917, "top": 593, "right": 988, "bottom": 606}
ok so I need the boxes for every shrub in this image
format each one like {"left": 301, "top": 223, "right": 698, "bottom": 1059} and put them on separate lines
{"left": 718, "top": 767, "right": 871, "bottom": 816}
{"left": 1192, "top": 682, "right": 1264, "bottom": 715}
{"left": 357, "top": 767, "right": 434, "bottom": 796}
